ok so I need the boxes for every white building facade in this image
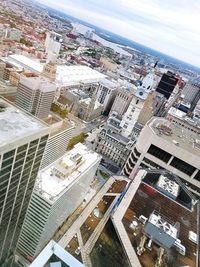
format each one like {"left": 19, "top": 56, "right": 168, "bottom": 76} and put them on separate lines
{"left": 17, "top": 143, "right": 101, "bottom": 258}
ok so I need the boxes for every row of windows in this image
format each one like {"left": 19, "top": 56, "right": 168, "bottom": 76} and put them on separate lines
{"left": 143, "top": 157, "right": 162, "bottom": 169}
{"left": 170, "top": 157, "right": 196, "bottom": 176}
{"left": 147, "top": 145, "right": 171, "bottom": 163}
{"left": 147, "top": 145, "right": 196, "bottom": 176}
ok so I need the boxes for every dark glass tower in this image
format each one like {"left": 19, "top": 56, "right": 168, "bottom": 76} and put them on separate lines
{"left": 156, "top": 71, "right": 178, "bottom": 99}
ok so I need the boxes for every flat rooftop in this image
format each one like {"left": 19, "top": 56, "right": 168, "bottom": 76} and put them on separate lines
{"left": 99, "top": 78, "right": 118, "bottom": 89}
{"left": 35, "top": 143, "right": 101, "bottom": 202}
{"left": 56, "top": 65, "right": 106, "bottom": 85}
{"left": 148, "top": 117, "right": 200, "bottom": 156}
{"left": 0, "top": 98, "right": 47, "bottom": 147}
{"left": 8, "top": 54, "right": 44, "bottom": 73}
{"left": 20, "top": 75, "right": 56, "bottom": 92}
{"left": 30, "top": 240, "right": 84, "bottom": 267}
{"left": 113, "top": 170, "right": 198, "bottom": 267}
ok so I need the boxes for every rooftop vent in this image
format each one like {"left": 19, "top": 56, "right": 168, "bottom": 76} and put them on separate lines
{"left": 0, "top": 102, "right": 7, "bottom": 112}
{"left": 156, "top": 175, "right": 180, "bottom": 199}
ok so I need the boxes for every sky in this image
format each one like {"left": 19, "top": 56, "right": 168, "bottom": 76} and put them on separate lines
{"left": 38, "top": 0, "right": 200, "bottom": 67}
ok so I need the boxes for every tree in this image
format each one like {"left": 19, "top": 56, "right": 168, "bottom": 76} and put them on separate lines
{"left": 20, "top": 38, "right": 33, "bottom": 47}
{"left": 51, "top": 103, "right": 68, "bottom": 118}
{"left": 67, "top": 133, "right": 87, "bottom": 150}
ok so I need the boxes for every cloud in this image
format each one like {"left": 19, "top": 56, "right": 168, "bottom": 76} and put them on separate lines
{"left": 38, "top": 0, "right": 200, "bottom": 67}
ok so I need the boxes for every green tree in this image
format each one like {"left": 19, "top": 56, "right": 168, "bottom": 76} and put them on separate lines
{"left": 67, "top": 133, "right": 87, "bottom": 150}
{"left": 51, "top": 103, "right": 68, "bottom": 118}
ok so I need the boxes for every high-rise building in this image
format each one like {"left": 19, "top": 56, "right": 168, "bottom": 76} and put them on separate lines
{"left": 96, "top": 79, "right": 118, "bottom": 115}
{"left": 156, "top": 71, "right": 178, "bottom": 99}
{"left": 123, "top": 115, "right": 200, "bottom": 196}
{"left": 16, "top": 76, "right": 56, "bottom": 119}
{"left": 112, "top": 169, "right": 199, "bottom": 267}
{"left": 17, "top": 143, "right": 101, "bottom": 259}
{"left": 119, "top": 72, "right": 156, "bottom": 138}
{"left": 0, "top": 98, "right": 50, "bottom": 266}
{"left": 45, "top": 32, "right": 62, "bottom": 61}
{"left": 182, "top": 77, "right": 200, "bottom": 110}
{"left": 137, "top": 91, "right": 166, "bottom": 126}
{"left": 110, "top": 89, "right": 133, "bottom": 116}
{"left": 42, "top": 61, "right": 57, "bottom": 81}
{"left": 40, "top": 117, "right": 76, "bottom": 169}
{"left": 27, "top": 240, "right": 84, "bottom": 267}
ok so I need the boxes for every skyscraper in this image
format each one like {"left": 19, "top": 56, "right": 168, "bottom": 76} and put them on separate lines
{"left": 156, "top": 71, "right": 178, "bottom": 99}
{"left": 45, "top": 32, "right": 62, "bottom": 61}
{"left": 0, "top": 98, "right": 50, "bottom": 266}
{"left": 182, "top": 77, "right": 200, "bottom": 110}
{"left": 17, "top": 143, "right": 101, "bottom": 259}
{"left": 16, "top": 76, "right": 56, "bottom": 119}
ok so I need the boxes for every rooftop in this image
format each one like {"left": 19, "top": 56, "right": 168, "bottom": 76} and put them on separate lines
{"left": 8, "top": 54, "right": 44, "bottom": 73}
{"left": 112, "top": 170, "right": 199, "bottom": 267}
{"left": 20, "top": 76, "right": 56, "bottom": 92}
{"left": 56, "top": 65, "right": 106, "bottom": 85}
{"left": 30, "top": 240, "right": 84, "bottom": 267}
{"left": 102, "top": 125, "right": 131, "bottom": 144}
{"left": 35, "top": 143, "right": 101, "bottom": 202}
{"left": 99, "top": 78, "right": 118, "bottom": 89}
{"left": 0, "top": 98, "right": 47, "bottom": 148}
{"left": 148, "top": 117, "right": 200, "bottom": 156}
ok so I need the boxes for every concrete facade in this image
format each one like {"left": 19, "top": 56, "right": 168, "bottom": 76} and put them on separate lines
{"left": 17, "top": 144, "right": 101, "bottom": 259}
{"left": 16, "top": 76, "right": 56, "bottom": 119}
{"left": 123, "top": 117, "right": 200, "bottom": 196}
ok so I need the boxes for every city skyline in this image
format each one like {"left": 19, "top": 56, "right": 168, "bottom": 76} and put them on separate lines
{"left": 38, "top": 0, "right": 200, "bottom": 67}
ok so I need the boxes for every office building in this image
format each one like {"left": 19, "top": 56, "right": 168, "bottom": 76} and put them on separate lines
{"left": 123, "top": 115, "right": 200, "bottom": 196}
{"left": 156, "top": 71, "right": 178, "bottom": 99}
{"left": 27, "top": 241, "right": 84, "bottom": 267}
{"left": 16, "top": 76, "right": 56, "bottom": 119}
{"left": 40, "top": 116, "right": 76, "bottom": 169}
{"left": 95, "top": 111, "right": 134, "bottom": 167}
{"left": 17, "top": 143, "right": 101, "bottom": 259}
{"left": 182, "top": 77, "right": 200, "bottom": 110}
{"left": 96, "top": 78, "right": 118, "bottom": 115}
{"left": 137, "top": 91, "right": 166, "bottom": 126}
{"left": 112, "top": 169, "right": 199, "bottom": 267}
{"left": 0, "top": 98, "right": 50, "bottom": 266}
{"left": 45, "top": 32, "right": 62, "bottom": 60}
{"left": 110, "top": 89, "right": 133, "bottom": 116}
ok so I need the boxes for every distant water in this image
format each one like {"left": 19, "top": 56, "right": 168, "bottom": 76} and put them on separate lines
{"left": 45, "top": 6, "right": 200, "bottom": 73}
{"left": 72, "top": 23, "right": 131, "bottom": 57}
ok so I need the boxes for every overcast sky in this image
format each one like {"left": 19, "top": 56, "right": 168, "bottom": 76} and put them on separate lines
{"left": 38, "top": 0, "right": 200, "bottom": 67}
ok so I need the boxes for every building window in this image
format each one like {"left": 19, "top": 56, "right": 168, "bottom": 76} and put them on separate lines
{"left": 134, "top": 147, "right": 141, "bottom": 158}
{"left": 194, "top": 170, "right": 200, "bottom": 182}
{"left": 147, "top": 145, "right": 171, "bottom": 163}
{"left": 143, "top": 157, "right": 162, "bottom": 169}
{"left": 170, "top": 157, "right": 195, "bottom": 176}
